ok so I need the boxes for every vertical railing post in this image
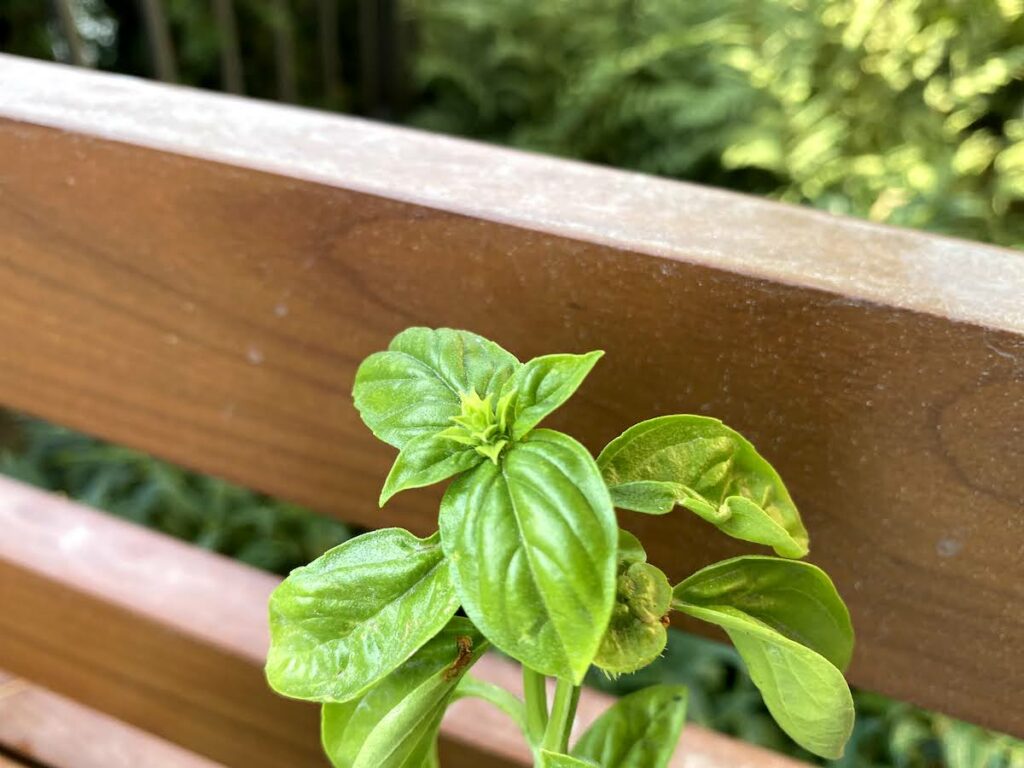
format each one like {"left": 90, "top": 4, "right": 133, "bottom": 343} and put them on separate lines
{"left": 318, "top": 0, "right": 342, "bottom": 107}
{"left": 53, "top": 0, "right": 88, "bottom": 66}
{"left": 212, "top": 0, "right": 244, "bottom": 94}
{"left": 271, "top": 0, "right": 298, "bottom": 103}
{"left": 358, "top": 0, "right": 379, "bottom": 115}
{"left": 138, "top": 0, "right": 177, "bottom": 82}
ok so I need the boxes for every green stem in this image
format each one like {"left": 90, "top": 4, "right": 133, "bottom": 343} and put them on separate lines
{"left": 541, "top": 677, "right": 580, "bottom": 754}
{"left": 523, "top": 666, "right": 549, "bottom": 746}
{"left": 559, "top": 685, "right": 582, "bottom": 753}
{"left": 453, "top": 676, "right": 529, "bottom": 738}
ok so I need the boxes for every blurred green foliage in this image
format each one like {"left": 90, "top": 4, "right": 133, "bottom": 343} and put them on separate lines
{"left": 0, "top": 413, "right": 351, "bottom": 575}
{"left": 410, "top": 0, "right": 1024, "bottom": 248}
{"left": 0, "top": 0, "right": 361, "bottom": 110}
{"left": 589, "top": 630, "right": 1024, "bottom": 767}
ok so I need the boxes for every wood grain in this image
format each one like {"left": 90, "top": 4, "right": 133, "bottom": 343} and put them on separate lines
{"left": 0, "top": 672, "right": 223, "bottom": 768}
{"left": 0, "top": 56, "right": 1021, "bottom": 734}
{"left": 0, "top": 476, "right": 803, "bottom": 768}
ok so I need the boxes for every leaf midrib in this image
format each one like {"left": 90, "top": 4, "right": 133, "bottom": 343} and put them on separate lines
{"left": 500, "top": 460, "right": 575, "bottom": 676}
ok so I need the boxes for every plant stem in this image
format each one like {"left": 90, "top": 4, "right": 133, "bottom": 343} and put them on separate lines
{"left": 559, "top": 685, "right": 582, "bottom": 753}
{"left": 453, "top": 676, "right": 529, "bottom": 738}
{"left": 541, "top": 677, "right": 580, "bottom": 755}
{"left": 523, "top": 666, "right": 549, "bottom": 746}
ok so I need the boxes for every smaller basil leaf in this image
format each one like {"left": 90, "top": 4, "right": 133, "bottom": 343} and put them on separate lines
{"left": 353, "top": 327, "right": 519, "bottom": 449}
{"left": 572, "top": 685, "right": 688, "bottom": 768}
{"left": 379, "top": 432, "right": 484, "bottom": 505}
{"left": 539, "top": 751, "right": 600, "bottom": 767}
{"left": 594, "top": 560, "right": 672, "bottom": 675}
{"left": 440, "top": 429, "right": 617, "bottom": 684}
{"left": 597, "top": 416, "right": 808, "bottom": 558}
{"left": 266, "top": 529, "right": 459, "bottom": 702}
{"left": 500, "top": 351, "right": 603, "bottom": 440}
{"left": 617, "top": 529, "right": 646, "bottom": 566}
{"left": 594, "top": 533, "right": 670, "bottom": 676}
{"left": 673, "top": 557, "right": 855, "bottom": 758}
{"left": 321, "top": 618, "right": 486, "bottom": 768}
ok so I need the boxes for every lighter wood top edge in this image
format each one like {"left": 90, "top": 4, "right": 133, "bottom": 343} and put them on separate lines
{"left": 1, "top": 54, "right": 1022, "bottom": 336}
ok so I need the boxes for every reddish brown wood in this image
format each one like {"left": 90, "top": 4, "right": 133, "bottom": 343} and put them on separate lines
{"left": 0, "top": 482, "right": 323, "bottom": 768}
{"left": 0, "top": 55, "right": 1021, "bottom": 734}
{"left": 0, "top": 672, "right": 223, "bottom": 768}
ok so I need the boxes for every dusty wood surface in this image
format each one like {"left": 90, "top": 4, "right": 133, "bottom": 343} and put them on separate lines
{"left": 0, "top": 477, "right": 802, "bottom": 768}
{"left": 0, "top": 56, "right": 1021, "bottom": 735}
{"left": 0, "top": 672, "right": 223, "bottom": 768}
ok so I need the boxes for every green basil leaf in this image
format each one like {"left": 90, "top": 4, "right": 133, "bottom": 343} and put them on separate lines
{"left": 673, "top": 556, "right": 854, "bottom": 671}
{"left": 594, "top": 560, "right": 672, "bottom": 675}
{"left": 617, "top": 528, "right": 646, "bottom": 566}
{"left": 500, "top": 351, "right": 603, "bottom": 440}
{"left": 594, "top": 528, "right": 671, "bottom": 675}
{"left": 267, "top": 529, "right": 459, "bottom": 702}
{"left": 439, "top": 429, "right": 617, "bottom": 683}
{"left": 597, "top": 415, "right": 808, "bottom": 558}
{"left": 673, "top": 557, "right": 854, "bottom": 758}
{"left": 379, "top": 432, "right": 484, "bottom": 505}
{"left": 540, "top": 751, "right": 600, "bottom": 767}
{"left": 572, "top": 685, "right": 688, "bottom": 768}
{"left": 321, "top": 618, "right": 486, "bottom": 768}
{"left": 353, "top": 327, "right": 519, "bottom": 449}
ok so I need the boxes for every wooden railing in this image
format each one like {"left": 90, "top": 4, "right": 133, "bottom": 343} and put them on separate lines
{"left": 0, "top": 54, "right": 1021, "bottom": 765}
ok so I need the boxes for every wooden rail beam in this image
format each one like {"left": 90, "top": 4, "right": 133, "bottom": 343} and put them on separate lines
{"left": 0, "top": 55, "right": 1021, "bottom": 734}
{"left": 0, "top": 671, "right": 222, "bottom": 768}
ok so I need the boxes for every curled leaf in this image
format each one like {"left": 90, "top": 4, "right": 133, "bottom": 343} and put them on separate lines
{"left": 595, "top": 534, "right": 672, "bottom": 675}
{"left": 597, "top": 415, "right": 808, "bottom": 558}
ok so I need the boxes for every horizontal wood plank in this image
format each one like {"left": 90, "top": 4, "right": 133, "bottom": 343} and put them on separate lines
{"left": 0, "top": 477, "right": 803, "bottom": 768}
{"left": 0, "top": 672, "right": 223, "bottom": 768}
{"left": 0, "top": 55, "right": 1021, "bottom": 734}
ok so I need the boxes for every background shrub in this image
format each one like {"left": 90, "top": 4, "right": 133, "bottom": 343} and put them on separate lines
{"left": 410, "top": 0, "right": 1024, "bottom": 247}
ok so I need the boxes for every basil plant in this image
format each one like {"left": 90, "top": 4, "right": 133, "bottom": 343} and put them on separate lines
{"left": 265, "top": 327, "right": 855, "bottom": 767}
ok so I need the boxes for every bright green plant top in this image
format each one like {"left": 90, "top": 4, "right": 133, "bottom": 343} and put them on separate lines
{"left": 265, "top": 327, "right": 856, "bottom": 767}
